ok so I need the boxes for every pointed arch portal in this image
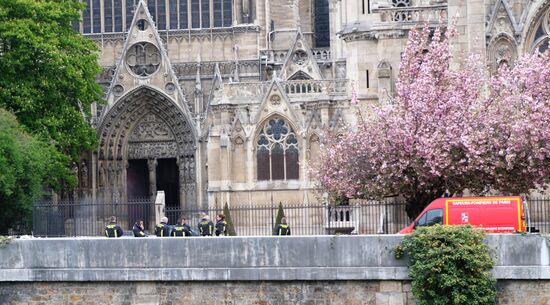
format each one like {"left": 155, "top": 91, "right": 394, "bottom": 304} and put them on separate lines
{"left": 97, "top": 86, "right": 196, "bottom": 209}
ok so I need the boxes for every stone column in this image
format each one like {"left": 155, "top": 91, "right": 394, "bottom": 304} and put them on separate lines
{"left": 147, "top": 159, "right": 158, "bottom": 202}
{"left": 178, "top": 158, "right": 187, "bottom": 210}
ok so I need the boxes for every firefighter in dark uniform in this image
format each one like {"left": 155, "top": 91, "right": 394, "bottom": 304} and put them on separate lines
{"left": 215, "top": 214, "right": 227, "bottom": 236}
{"left": 155, "top": 216, "right": 170, "bottom": 237}
{"left": 105, "top": 216, "right": 124, "bottom": 238}
{"left": 172, "top": 217, "right": 192, "bottom": 237}
{"left": 132, "top": 219, "right": 146, "bottom": 237}
{"left": 274, "top": 217, "right": 291, "bottom": 236}
{"left": 198, "top": 212, "right": 214, "bottom": 236}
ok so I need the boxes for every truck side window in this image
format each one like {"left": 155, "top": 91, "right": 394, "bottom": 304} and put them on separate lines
{"left": 416, "top": 209, "right": 443, "bottom": 227}
{"left": 416, "top": 213, "right": 427, "bottom": 227}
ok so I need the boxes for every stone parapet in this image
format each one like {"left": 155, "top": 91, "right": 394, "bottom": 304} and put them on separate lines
{"left": 0, "top": 234, "right": 548, "bottom": 282}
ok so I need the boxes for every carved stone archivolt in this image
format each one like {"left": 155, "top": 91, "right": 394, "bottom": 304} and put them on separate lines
{"left": 97, "top": 86, "right": 196, "bottom": 203}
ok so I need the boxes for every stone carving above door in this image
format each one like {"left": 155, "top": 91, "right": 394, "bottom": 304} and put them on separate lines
{"left": 128, "top": 141, "right": 178, "bottom": 160}
{"left": 129, "top": 114, "right": 175, "bottom": 142}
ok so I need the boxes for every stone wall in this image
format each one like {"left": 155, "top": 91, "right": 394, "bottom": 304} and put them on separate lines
{"left": 2, "top": 280, "right": 550, "bottom": 305}
{"left": 1, "top": 235, "right": 549, "bottom": 281}
{"left": 0, "top": 281, "right": 409, "bottom": 305}
{"left": 1, "top": 235, "right": 550, "bottom": 304}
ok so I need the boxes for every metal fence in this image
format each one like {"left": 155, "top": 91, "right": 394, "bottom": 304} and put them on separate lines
{"left": 526, "top": 197, "right": 550, "bottom": 233}
{"left": 33, "top": 199, "right": 411, "bottom": 237}
{"left": 166, "top": 200, "right": 411, "bottom": 236}
{"left": 33, "top": 198, "right": 155, "bottom": 237}
{"left": 31, "top": 197, "right": 550, "bottom": 237}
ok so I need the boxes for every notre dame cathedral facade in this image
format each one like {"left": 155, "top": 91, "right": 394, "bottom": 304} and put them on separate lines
{"left": 71, "top": 0, "right": 550, "bottom": 211}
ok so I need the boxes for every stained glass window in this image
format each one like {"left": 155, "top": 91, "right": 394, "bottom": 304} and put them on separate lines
{"left": 104, "top": 0, "right": 113, "bottom": 32}
{"left": 222, "top": 0, "right": 232, "bottom": 27}
{"left": 314, "top": 0, "right": 330, "bottom": 47}
{"left": 157, "top": 0, "right": 166, "bottom": 30}
{"left": 201, "top": 0, "right": 210, "bottom": 28}
{"left": 179, "top": 0, "right": 188, "bottom": 29}
{"left": 126, "top": 0, "right": 135, "bottom": 30}
{"left": 92, "top": 0, "right": 101, "bottom": 33}
{"left": 191, "top": 0, "right": 200, "bottom": 28}
{"left": 83, "top": 0, "right": 91, "bottom": 33}
{"left": 114, "top": 0, "right": 123, "bottom": 32}
{"left": 169, "top": 0, "right": 178, "bottom": 29}
{"left": 213, "top": 0, "right": 222, "bottom": 27}
{"left": 256, "top": 117, "right": 299, "bottom": 181}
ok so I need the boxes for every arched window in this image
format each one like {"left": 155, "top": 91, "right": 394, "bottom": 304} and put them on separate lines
{"left": 256, "top": 117, "right": 299, "bottom": 181}
{"left": 529, "top": 8, "right": 550, "bottom": 53}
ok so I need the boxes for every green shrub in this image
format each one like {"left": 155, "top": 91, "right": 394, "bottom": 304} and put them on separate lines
{"left": 223, "top": 202, "right": 237, "bottom": 236}
{"left": 274, "top": 202, "right": 285, "bottom": 226}
{"left": 401, "top": 225, "right": 496, "bottom": 305}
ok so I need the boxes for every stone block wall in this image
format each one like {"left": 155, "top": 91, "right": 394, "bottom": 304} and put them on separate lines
{"left": 1, "top": 235, "right": 550, "bottom": 304}
{"left": 0, "top": 281, "right": 413, "bottom": 305}
{"left": 2, "top": 280, "right": 550, "bottom": 305}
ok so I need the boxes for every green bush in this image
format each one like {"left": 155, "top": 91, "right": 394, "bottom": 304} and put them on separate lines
{"left": 223, "top": 202, "right": 237, "bottom": 236}
{"left": 274, "top": 202, "right": 285, "bottom": 226}
{"left": 400, "top": 225, "right": 496, "bottom": 305}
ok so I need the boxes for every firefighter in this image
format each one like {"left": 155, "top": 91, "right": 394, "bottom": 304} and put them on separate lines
{"left": 274, "top": 217, "right": 291, "bottom": 236}
{"left": 215, "top": 214, "right": 227, "bottom": 236}
{"left": 132, "top": 219, "right": 146, "bottom": 237}
{"left": 172, "top": 217, "right": 192, "bottom": 237}
{"left": 155, "top": 216, "right": 170, "bottom": 237}
{"left": 105, "top": 216, "right": 124, "bottom": 238}
{"left": 198, "top": 212, "right": 214, "bottom": 236}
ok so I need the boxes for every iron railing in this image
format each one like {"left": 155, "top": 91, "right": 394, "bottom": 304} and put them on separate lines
{"left": 166, "top": 200, "right": 411, "bottom": 236}
{"left": 33, "top": 198, "right": 156, "bottom": 237}
{"left": 31, "top": 197, "right": 550, "bottom": 237}
{"left": 526, "top": 197, "right": 550, "bottom": 233}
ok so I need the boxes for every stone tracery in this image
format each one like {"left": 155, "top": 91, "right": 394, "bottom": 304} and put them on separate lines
{"left": 529, "top": 8, "right": 550, "bottom": 53}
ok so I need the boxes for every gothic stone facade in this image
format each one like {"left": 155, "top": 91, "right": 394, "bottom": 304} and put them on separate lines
{"left": 73, "top": 0, "right": 550, "bottom": 210}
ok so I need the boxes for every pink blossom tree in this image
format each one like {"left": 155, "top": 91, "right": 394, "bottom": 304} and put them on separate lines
{"left": 314, "top": 25, "right": 550, "bottom": 218}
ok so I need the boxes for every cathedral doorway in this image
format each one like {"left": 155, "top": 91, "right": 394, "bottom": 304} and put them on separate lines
{"left": 126, "top": 159, "right": 150, "bottom": 227}
{"left": 127, "top": 159, "right": 149, "bottom": 199}
{"left": 156, "top": 158, "right": 180, "bottom": 208}
{"left": 96, "top": 87, "right": 197, "bottom": 210}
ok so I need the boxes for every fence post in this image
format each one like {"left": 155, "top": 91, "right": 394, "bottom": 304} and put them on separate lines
{"left": 154, "top": 191, "right": 166, "bottom": 227}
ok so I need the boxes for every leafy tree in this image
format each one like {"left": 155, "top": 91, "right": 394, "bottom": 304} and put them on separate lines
{"left": 0, "top": 0, "right": 103, "bottom": 162}
{"left": 399, "top": 225, "right": 496, "bottom": 305}
{"left": 0, "top": 109, "right": 69, "bottom": 234}
{"left": 314, "top": 25, "right": 550, "bottom": 218}
{"left": 223, "top": 202, "right": 237, "bottom": 236}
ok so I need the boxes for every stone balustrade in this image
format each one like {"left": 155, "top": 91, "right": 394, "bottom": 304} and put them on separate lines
{"left": 282, "top": 79, "right": 349, "bottom": 96}
{"left": 261, "top": 48, "right": 331, "bottom": 64}
{"left": 373, "top": 5, "right": 447, "bottom": 27}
